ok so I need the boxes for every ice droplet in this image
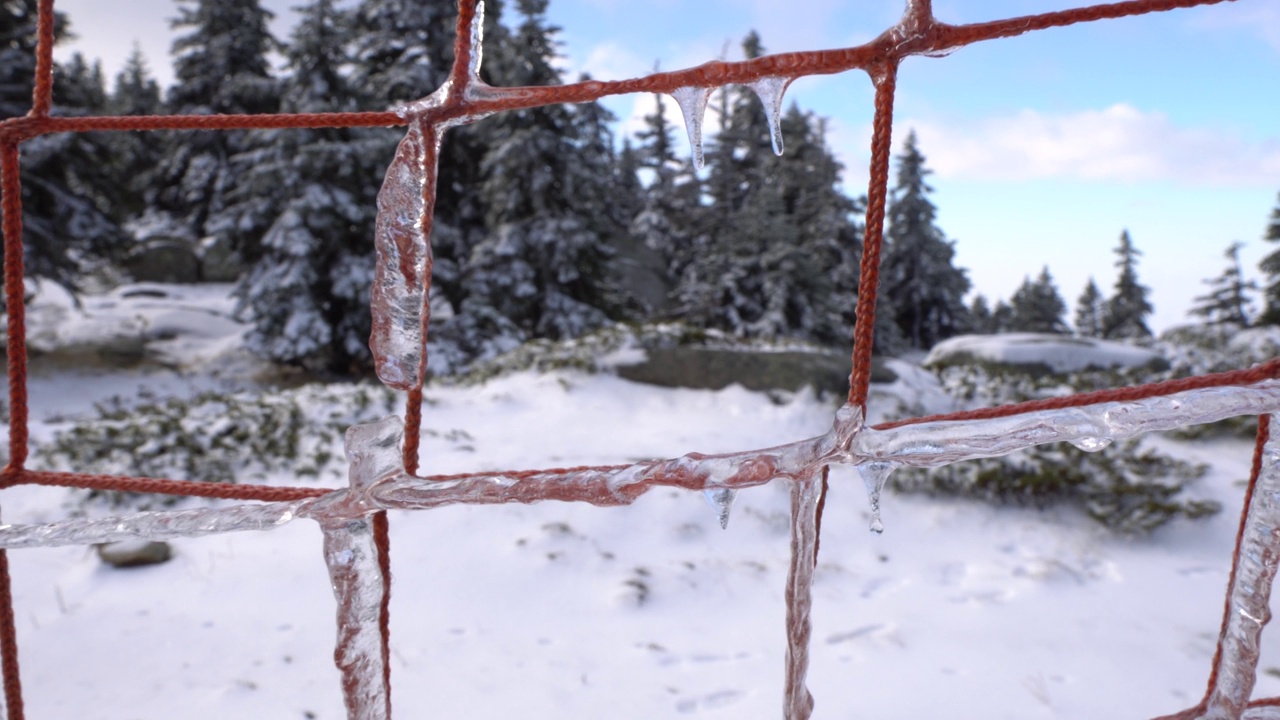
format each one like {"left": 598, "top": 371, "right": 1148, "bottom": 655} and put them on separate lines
{"left": 1069, "top": 436, "right": 1112, "bottom": 452}
{"left": 702, "top": 487, "right": 737, "bottom": 529}
{"left": 747, "top": 77, "right": 789, "bottom": 156}
{"left": 670, "top": 86, "right": 714, "bottom": 169}
{"left": 857, "top": 462, "right": 897, "bottom": 534}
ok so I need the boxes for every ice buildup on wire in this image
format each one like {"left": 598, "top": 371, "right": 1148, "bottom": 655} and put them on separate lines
{"left": 783, "top": 471, "right": 823, "bottom": 720}
{"left": 1195, "top": 415, "right": 1280, "bottom": 718}
{"left": 369, "top": 117, "right": 440, "bottom": 391}
{"left": 322, "top": 516, "right": 390, "bottom": 720}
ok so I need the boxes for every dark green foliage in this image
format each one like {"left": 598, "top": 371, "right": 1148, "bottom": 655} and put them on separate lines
{"left": 150, "top": 0, "right": 279, "bottom": 244}
{"left": 1191, "top": 240, "right": 1256, "bottom": 326}
{"left": 891, "top": 440, "right": 1217, "bottom": 534}
{"left": 672, "top": 32, "right": 863, "bottom": 348}
{"left": 1257, "top": 193, "right": 1280, "bottom": 325}
{"left": 228, "top": 0, "right": 383, "bottom": 373}
{"left": 1, "top": 4, "right": 127, "bottom": 289}
{"left": 105, "top": 45, "right": 165, "bottom": 220}
{"left": 1101, "top": 230, "right": 1153, "bottom": 339}
{"left": 36, "top": 383, "right": 402, "bottom": 510}
{"left": 1008, "top": 266, "right": 1069, "bottom": 334}
{"left": 1074, "top": 278, "right": 1105, "bottom": 338}
{"left": 881, "top": 130, "right": 971, "bottom": 350}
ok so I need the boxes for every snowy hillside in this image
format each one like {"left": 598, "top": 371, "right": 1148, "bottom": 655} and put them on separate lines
{"left": 1, "top": 289, "right": 1274, "bottom": 719}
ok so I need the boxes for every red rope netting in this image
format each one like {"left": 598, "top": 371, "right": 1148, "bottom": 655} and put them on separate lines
{"left": 0, "top": 0, "right": 1272, "bottom": 718}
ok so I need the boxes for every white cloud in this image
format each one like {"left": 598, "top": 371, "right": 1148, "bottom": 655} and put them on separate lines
{"left": 895, "top": 105, "right": 1280, "bottom": 186}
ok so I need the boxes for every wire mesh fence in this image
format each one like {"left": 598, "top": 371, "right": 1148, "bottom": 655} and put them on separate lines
{"left": 1, "top": 0, "right": 1277, "bottom": 718}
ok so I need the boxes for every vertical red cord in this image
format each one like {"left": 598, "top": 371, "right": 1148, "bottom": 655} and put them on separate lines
{"left": 30, "top": 0, "right": 55, "bottom": 118}
{"left": 2, "top": 144, "right": 29, "bottom": 475}
{"left": 847, "top": 62, "right": 898, "bottom": 411}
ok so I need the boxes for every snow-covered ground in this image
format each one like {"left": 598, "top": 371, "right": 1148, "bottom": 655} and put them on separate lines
{"left": 2, "top": 285, "right": 1275, "bottom": 719}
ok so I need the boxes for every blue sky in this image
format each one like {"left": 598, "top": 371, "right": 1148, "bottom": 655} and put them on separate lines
{"left": 52, "top": 0, "right": 1280, "bottom": 332}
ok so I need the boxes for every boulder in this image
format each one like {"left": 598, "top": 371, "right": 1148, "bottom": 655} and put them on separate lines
{"left": 96, "top": 540, "right": 173, "bottom": 568}
{"left": 616, "top": 347, "right": 897, "bottom": 395}
{"left": 198, "top": 234, "right": 246, "bottom": 282}
{"left": 123, "top": 237, "right": 201, "bottom": 284}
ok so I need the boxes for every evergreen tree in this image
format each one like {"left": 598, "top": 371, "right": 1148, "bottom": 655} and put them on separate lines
{"left": 449, "top": 0, "right": 618, "bottom": 357}
{"left": 881, "top": 130, "right": 971, "bottom": 350}
{"left": 229, "top": 0, "right": 382, "bottom": 373}
{"left": 969, "top": 294, "right": 993, "bottom": 334}
{"left": 1, "top": 4, "right": 126, "bottom": 288}
{"left": 106, "top": 45, "right": 165, "bottom": 220}
{"left": 1258, "top": 193, "right": 1280, "bottom": 324}
{"left": 1101, "top": 230, "right": 1153, "bottom": 339}
{"left": 349, "top": 0, "right": 512, "bottom": 313}
{"left": 149, "top": 0, "right": 279, "bottom": 245}
{"left": 1008, "top": 266, "right": 1069, "bottom": 334}
{"left": 631, "top": 94, "right": 700, "bottom": 282}
{"left": 1074, "top": 277, "right": 1105, "bottom": 338}
{"left": 991, "top": 299, "right": 1014, "bottom": 334}
{"left": 1190, "top": 240, "right": 1256, "bottom": 326}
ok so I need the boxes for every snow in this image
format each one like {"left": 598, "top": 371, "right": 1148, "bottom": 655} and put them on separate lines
{"left": 926, "top": 332, "right": 1166, "bottom": 374}
{"left": 4, "top": 290, "right": 1280, "bottom": 718}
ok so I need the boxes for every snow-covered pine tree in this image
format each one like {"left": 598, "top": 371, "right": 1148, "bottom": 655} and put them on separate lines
{"left": 107, "top": 45, "right": 164, "bottom": 221}
{"left": 448, "top": 0, "right": 617, "bottom": 358}
{"left": 631, "top": 93, "right": 701, "bottom": 283}
{"left": 1101, "top": 229, "right": 1154, "bottom": 339}
{"left": 969, "top": 294, "right": 994, "bottom": 333}
{"left": 1008, "top": 266, "right": 1069, "bottom": 334}
{"left": 150, "top": 0, "right": 279, "bottom": 247}
{"left": 229, "top": 0, "right": 383, "bottom": 373}
{"left": 881, "top": 130, "right": 971, "bottom": 350}
{"left": 1258, "top": 193, "right": 1280, "bottom": 325}
{"left": 349, "top": 0, "right": 512, "bottom": 314}
{"left": 991, "top": 299, "right": 1014, "bottom": 334}
{"left": 1074, "top": 277, "right": 1105, "bottom": 338}
{"left": 1, "top": 3, "right": 126, "bottom": 289}
{"left": 1190, "top": 240, "right": 1256, "bottom": 326}
{"left": 675, "top": 32, "right": 864, "bottom": 346}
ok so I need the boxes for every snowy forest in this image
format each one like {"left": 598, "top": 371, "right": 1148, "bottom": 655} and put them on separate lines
{"left": 6, "top": 0, "right": 1278, "bottom": 379}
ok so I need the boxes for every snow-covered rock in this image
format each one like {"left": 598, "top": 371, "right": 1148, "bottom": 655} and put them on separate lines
{"left": 924, "top": 333, "right": 1168, "bottom": 374}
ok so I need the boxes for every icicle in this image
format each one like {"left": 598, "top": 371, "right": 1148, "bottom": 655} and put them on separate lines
{"left": 1069, "top": 436, "right": 1112, "bottom": 452}
{"left": 670, "top": 86, "right": 714, "bottom": 169}
{"left": 857, "top": 461, "right": 897, "bottom": 534}
{"left": 782, "top": 471, "right": 823, "bottom": 719}
{"left": 748, "top": 77, "right": 790, "bottom": 156}
{"left": 369, "top": 118, "right": 440, "bottom": 391}
{"left": 321, "top": 516, "right": 390, "bottom": 720}
{"left": 702, "top": 487, "right": 737, "bottom": 529}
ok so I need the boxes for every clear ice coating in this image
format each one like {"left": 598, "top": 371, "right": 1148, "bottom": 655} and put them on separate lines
{"left": 0, "top": 500, "right": 309, "bottom": 549}
{"left": 702, "top": 487, "right": 737, "bottom": 529}
{"left": 670, "top": 86, "right": 714, "bottom": 169}
{"left": 321, "top": 516, "right": 390, "bottom": 720}
{"left": 748, "top": 77, "right": 789, "bottom": 155}
{"left": 9, "top": 380, "right": 1280, "bottom": 552}
{"left": 856, "top": 462, "right": 897, "bottom": 534}
{"left": 1195, "top": 415, "right": 1280, "bottom": 718}
{"left": 369, "top": 117, "right": 439, "bottom": 391}
{"left": 466, "top": 0, "right": 485, "bottom": 79}
{"left": 783, "top": 472, "right": 822, "bottom": 720}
